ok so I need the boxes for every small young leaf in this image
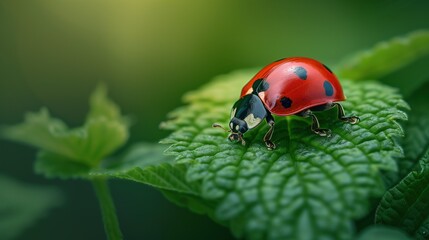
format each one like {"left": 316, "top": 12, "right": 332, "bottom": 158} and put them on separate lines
{"left": 35, "top": 151, "right": 92, "bottom": 179}
{"left": 86, "top": 84, "right": 124, "bottom": 121}
{"left": 0, "top": 85, "right": 129, "bottom": 178}
{"left": 1, "top": 109, "right": 87, "bottom": 162}
{"left": 336, "top": 30, "right": 429, "bottom": 79}
{"left": 93, "top": 143, "right": 200, "bottom": 195}
{"left": 0, "top": 175, "right": 62, "bottom": 240}
{"left": 357, "top": 226, "right": 412, "bottom": 240}
{"left": 160, "top": 69, "right": 408, "bottom": 240}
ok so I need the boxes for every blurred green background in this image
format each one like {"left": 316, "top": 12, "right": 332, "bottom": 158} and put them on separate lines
{"left": 0, "top": 1, "right": 428, "bottom": 239}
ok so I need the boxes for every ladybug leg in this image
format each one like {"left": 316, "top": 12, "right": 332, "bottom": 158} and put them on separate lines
{"left": 309, "top": 111, "right": 332, "bottom": 137}
{"left": 299, "top": 109, "right": 332, "bottom": 137}
{"left": 334, "top": 103, "right": 360, "bottom": 124}
{"left": 263, "top": 112, "right": 276, "bottom": 150}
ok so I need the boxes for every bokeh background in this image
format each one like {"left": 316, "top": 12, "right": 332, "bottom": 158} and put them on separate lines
{"left": 1, "top": 1, "right": 428, "bottom": 239}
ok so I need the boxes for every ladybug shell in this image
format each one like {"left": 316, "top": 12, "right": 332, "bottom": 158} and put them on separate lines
{"left": 241, "top": 57, "right": 346, "bottom": 116}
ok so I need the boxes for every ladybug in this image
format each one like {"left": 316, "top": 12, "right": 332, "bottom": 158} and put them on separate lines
{"left": 213, "top": 57, "right": 359, "bottom": 150}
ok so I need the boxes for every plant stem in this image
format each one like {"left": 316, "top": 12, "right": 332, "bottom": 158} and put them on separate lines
{"left": 92, "top": 177, "right": 123, "bottom": 240}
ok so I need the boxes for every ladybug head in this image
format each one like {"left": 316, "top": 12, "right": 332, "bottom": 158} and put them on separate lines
{"left": 229, "top": 117, "right": 248, "bottom": 134}
{"left": 227, "top": 117, "right": 247, "bottom": 145}
{"left": 212, "top": 118, "right": 247, "bottom": 145}
{"left": 213, "top": 94, "right": 267, "bottom": 146}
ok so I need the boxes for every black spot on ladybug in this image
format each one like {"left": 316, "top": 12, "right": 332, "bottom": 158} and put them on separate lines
{"left": 323, "top": 64, "right": 333, "bottom": 73}
{"left": 252, "top": 79, "right": 270, "bottom": 93}
{"left": 294, "top": 67, "right": 307, "bottom": 80}
{"left": 323, "top": 80, "right": 334, "bottom": 96}
{"left": 280, "top": 97, "right": 292, "bottom": 108}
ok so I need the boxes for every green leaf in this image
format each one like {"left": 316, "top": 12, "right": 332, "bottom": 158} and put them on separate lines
{"left": 336, "top": 30, "right": 429, "bottom": 95}
{"left": 0, "top": 175, "right": 63, "bottom": 240}
{"left": 356, "top": 226, "right": 412, "bottom": 240}
{"left": 93, "top": 143, "right": 200, "bottom": 195}
{"left": 375, "top": 161, "right": 429, "bottom": 239}
{"left": 86, "top": 84, "right": 125, "bottom": 122}
{"left": 34, "top": 151, "right": 93, "bottom": 179}
{"left": 93, "top": 142, "right": 218, "bottom": 228}
{"left": 378, "top": 54, "right": 429, "bottom": 97}
{"left": 160, "top": 69, "right": 408, "bottom": 240}
{"left": 398, "top": 82, "right": 429, "bottom": 177}
{"left": 338, "top": 30, "right": 429, "bottom": 187}
{"left": 375, "top": 83, "right": 429, "bottom": 239}
{"left": 382, "top": 81, "right": 429, "bottom": 187}
{"left": 161, "top": 190, "right": 218, "bottom": 221}
{"left": 0, "top": 85, "right": 129, "bottom": 178}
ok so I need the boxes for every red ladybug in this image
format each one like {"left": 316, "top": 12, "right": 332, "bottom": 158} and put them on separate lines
{"left": 214, "top": 57, "right": 359, "bottom": 150}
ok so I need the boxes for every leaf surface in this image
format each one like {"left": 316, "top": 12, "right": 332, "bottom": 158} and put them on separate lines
{"left": 397, "top": 83, "right": 429, "bottom": 177}
{"left": 93, "top": 143, "right": 200, "bottom": 195}
{"left": 375, "top": 82, "right": 429, "bottom": 239}
{"left": 376, "top": 161, "right": 429, "bottom": 240}
{"left": 159, "top": 69, "right": 408, "bottom": 240}
{"left": 356, "top": 226, "right": 412, "bottom": 240}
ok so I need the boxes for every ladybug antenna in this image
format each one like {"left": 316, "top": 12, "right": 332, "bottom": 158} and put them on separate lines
{"left": 212, "top": 123, "right": 231, "bottom": 133}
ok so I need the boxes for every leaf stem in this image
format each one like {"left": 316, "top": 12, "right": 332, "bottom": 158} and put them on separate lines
{"left": 92, "top": 177, "right": 123, "bottom": 240}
